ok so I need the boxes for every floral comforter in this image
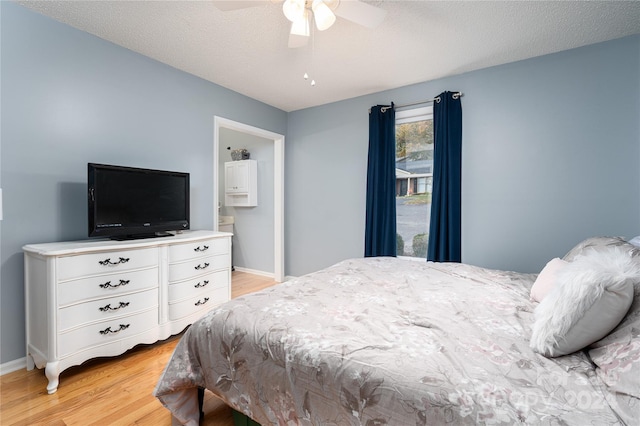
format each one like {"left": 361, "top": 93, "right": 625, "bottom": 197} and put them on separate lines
{"left": 154, "top": 257, "right": 624, "bottom": 425}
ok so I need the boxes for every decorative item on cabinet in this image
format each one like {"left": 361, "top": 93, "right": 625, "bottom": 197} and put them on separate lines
{"left": 224, "top": 160, "right": 257, "bottom": 207}
{"left": 228, "top": 147, "right": 250, "bottom": 161}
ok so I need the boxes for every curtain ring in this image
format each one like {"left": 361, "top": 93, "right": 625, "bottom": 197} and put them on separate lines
{"left": 434, "top": 96, "right": 441, "bottom": 103}
{"left": 452, "top": 92, "right": 461, "bottom": 100}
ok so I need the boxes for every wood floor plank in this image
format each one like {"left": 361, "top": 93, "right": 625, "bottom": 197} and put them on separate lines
{"left": 0, "top": 272, "right": 277, "bottom": 426}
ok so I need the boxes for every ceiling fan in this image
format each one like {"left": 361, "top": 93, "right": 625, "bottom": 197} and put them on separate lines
{"left": 212, "top": 0, "right": 387, "bottom": 48}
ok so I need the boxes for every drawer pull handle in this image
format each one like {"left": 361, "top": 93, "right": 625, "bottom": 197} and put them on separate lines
{"left": 194, "top": 245, "right": 209, "bottom": 252}
{"left": 99, "top": 301, "right": 130, "bottom": 312}
{"left": 98, "top": 257, "right": 130, "bottom": 266}
{"left": 99, "top": 279, "right": 130, "bottom": 289}
{"left": 194, "top": 280, "right": 210, "bottom": 288}
{"left": 194, "top": 263, "right": 210, "bottom": 270}
{"left": 195, "top": 297, "right": 210, "bottom": 306}
{"left": 99, "top": 324, "right": 130, "bottom": 335}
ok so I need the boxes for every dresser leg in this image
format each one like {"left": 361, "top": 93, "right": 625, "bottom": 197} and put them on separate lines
{"left": 45, "top": 362, "right": 60, "bottom": 394}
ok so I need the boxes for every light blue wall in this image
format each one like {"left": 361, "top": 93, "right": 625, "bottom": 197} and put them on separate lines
{"left": 0, "top": 2, "right": 287, "bottom": 364}
{"left": 2, "top": 1, "right": 639, "bottom": 366}
{"left": 286, "top": 35, "right": 640, "bottom": 277}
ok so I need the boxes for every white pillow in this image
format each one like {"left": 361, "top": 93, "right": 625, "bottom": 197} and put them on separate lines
{"left": 530, "top": 246, "right": 639, "bottom": 357}
{"left": 530, "top": 258, "right": 568, "bottom": 302}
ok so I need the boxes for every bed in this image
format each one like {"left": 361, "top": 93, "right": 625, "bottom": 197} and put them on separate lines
{"left": 154, "top": 237, "right": 640, "bottom": 425}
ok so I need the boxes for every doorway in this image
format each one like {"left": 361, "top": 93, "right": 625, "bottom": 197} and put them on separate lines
{"left": 213, "top": 116, "right": 285, "bottom": 282}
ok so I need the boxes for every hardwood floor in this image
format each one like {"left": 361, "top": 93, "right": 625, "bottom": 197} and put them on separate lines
{"left": 0, "top": 271, "right": 278, "bottom": 426}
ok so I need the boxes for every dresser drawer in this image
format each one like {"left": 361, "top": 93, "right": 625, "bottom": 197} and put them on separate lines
{"left": 168, "top": 254, "right": 230, "bottom": 283}
{"left": 57, "top": 268, "right": 158, "bottom": 307}
{"left": 168, "top": 270, "right": 229, "bottom": 303}
{"left": 57, "top": 247, "right": 158, "bottom": 282}
{"left": 168, "top": 286, "right": 228, "bottom": 321}
{"left": 58, "top": 308, "right": 158, "bottom": 358}
{"left": 168, "top": 238, "right": 229, "bottom": 263}
{"left": 58, "top": 288, "right": 158, "bottom": 332}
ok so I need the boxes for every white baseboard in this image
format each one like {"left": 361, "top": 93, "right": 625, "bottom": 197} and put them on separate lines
{"left": 233, "top": 266, "right": 274, "bottom": 279}
{"left": 0, "top": 357, "right": 26, "bottom": 376}
{"left": 233, "top": 267, "right": 297, "bottom": 283}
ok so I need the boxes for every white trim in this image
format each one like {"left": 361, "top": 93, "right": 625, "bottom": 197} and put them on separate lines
{"left": 233, "top": 267, "right": 297, "bottom": 282}
{"left": 233, "top": 266, "right": 274, "bottom": 278}
{"left": 214, "top": 116, "right": 285, "bottom": 282}
{"left": 1, "top": 357, "right": 26, "bottom": 376}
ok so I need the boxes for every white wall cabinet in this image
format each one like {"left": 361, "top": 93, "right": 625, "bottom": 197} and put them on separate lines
{"left": 23, "top": 230, "right": 231, "bottom": 394}
{"left": 225, "top": 160, "right": 257, "bottom": 206}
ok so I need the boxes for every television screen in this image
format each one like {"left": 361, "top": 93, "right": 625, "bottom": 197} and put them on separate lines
{"left": 88, "top": 163, "right": 190, "bottom": 240}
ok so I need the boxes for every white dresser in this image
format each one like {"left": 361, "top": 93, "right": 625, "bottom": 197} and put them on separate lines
{"left": 23, "top": 230, "right": 231, "bottom": 394}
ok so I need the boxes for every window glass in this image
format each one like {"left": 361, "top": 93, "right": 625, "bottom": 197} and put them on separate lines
{"left": 395, "top": 106, "right": 433, "bottom": 258}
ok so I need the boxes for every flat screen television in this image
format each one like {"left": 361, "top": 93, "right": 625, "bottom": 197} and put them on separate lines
{"left": 88, "top": 163, "right": 190, "bottom": 240}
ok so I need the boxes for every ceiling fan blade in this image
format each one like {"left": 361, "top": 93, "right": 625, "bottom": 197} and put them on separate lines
{"left": 212, "top": 0, "right": 276, "bottom": 11}
{"left": 333, "top": 0, "right": 386, "bottom": 28}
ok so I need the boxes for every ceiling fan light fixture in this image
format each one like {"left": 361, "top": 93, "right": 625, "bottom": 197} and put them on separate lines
{"left": 312, "top": 0, "right": 336, "bottom": 31}
{"left": 282, "top": 0, "right": 306, "bottom": 23}
{"left": 290, "top": 9, "right": 310, "bottom": 37}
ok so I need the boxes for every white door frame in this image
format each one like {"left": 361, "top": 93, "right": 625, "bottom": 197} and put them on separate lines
{"left": 213, "top": 116, "right": 285, "bottom": 282}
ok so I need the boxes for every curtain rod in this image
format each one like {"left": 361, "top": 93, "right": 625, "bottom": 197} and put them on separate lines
{"left": 375, "top": 92, "right": 463, "bottom": 113}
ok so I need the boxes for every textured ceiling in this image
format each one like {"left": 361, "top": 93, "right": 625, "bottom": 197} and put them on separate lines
{"left": 16, "top": 0, "right": 640, "bottom": 112}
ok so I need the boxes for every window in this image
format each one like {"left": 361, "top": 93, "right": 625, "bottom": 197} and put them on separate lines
{"left": 395, "top": 106, "right": 433, "bottom": 258}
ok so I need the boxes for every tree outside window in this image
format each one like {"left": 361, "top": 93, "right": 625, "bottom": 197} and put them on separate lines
{"left": 395, "top": 107, "right": 433, "bottom": 258}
